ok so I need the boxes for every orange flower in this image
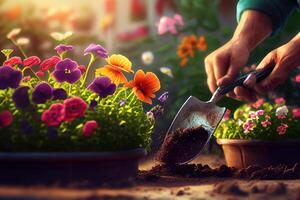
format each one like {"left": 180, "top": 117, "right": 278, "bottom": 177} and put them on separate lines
{"left": 197, "top": 36, "right": 208, "bottom": 51}
{"left": 180, "top": 58, "right": 188, "bottom": 68}
{"left": 96, "top": 54, "right": 133, "bottom": 85}
{"left": 188, "top": 35, "right": 198, "bottom": 49}
{"left": 126, "top": 70, "right": 161, "bottom": 104}
{"left": 177, "top": 43, "right": 194, "bottom": 58}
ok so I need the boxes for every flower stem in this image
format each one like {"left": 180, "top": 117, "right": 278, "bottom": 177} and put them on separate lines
{"left": 68, "top": 84, "right": 72, "bottom": 95}
{"left": 81, "top": 54, "right": 95, "bottom": 88}
{"left": 112, "top": 88, "right": 126, "bottom": 102}
{"left": 0, "top": 89, "right": 9, "bottom": 106}
{"left": 47, "top": 70, "right": 52, "bottom": 82}
{"left": 22, "top": 67, "right": 40, "bottom": 80}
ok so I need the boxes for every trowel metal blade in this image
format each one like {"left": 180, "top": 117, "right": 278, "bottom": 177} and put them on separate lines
{"left": 165, "top": 96, "right": 226, "bottom": 164}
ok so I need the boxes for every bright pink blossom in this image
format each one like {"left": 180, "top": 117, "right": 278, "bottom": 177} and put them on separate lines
{"left": 22, "top": 76, "right": 31, "bottom": 82}
{"left": 223, "top": 109, "right": 231, "bottom": 120}
{"left": 249, "top": 111, "right": 257, "bottom": 119}
{"left": 261, "top": 120, "right": 271, "bottom": 127}
{"left": 83, "top": 120, "right": 98, "bottom": 137}
{"left": 292, "top": 108, "right": 300, "bottom": 118}
{"left": 3, "top": 56, "right": 22, "bottom": 66}
{"left": 256, "top": 110, "right": 264, "bottom": 116}
{"left": 35, "top": 71, "right": 45, "bottom": 77}
{"left": 41, "top": 103, "right": 65, "bottom": 126}
{"left": 251, "top": 98, "right": 264, "bottom": 109}
{"left": 40, "top": 56, "right": 61, "bottom": 71}
{"left": 243, "top": 120, "right": 254, "bottom": 133}
{"left": 295, "top": 74, "right": 300, "bottom": 83}
{"left": 156, "top": 14, "right": 184, "bottom": 35}
{"left": 277, "top": 123, "right": 288, "bottom": 135}
{"left": 275, "top": 97, "right": 285, "bottom": 105}
{"left": 0, "top": 110, "right": 13, "bottom": 128}
{"left": 23, "top": 56, "right": 41, "bottom": 67}
{"left": 63, "top": 97, "right": 87, "bottom": 121}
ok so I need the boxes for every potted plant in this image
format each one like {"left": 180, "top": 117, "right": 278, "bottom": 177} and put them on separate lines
{"left": 215, "top": 98, "right": 300, "bottom": 168}
{"left": 0, "top": 35, "right": 167, "bottom": 185}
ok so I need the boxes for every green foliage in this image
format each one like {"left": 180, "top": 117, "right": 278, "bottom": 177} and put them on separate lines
{"left": 215, "top": 102, "right": 300, "bottom": 140}
{"left": 0, "top": 87, "right": 154, "bottom": 152}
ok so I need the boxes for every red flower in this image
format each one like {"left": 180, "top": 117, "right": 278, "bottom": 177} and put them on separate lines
{"left": 0, "top": 110, "right": 13, "bottom": 128}
{"left": 40, "top": 56, "right": 61, "bottom": 71}
{"left": 3, "top": 56, "right": 22, "bottom": 66}
{"left": 78, "top": 65, "right": 86, "bottom": 74}
{"left": 251, "top": 98, "right": 264, "bottom": 109}
{"left": 295, "top": 75, "right": 300, "bottom": 83}
{"left": 36, "top": 71, "right": 45, "bottom": 77}
{"left": 275, "top": 97, "right": 285, "bottom": 105}
{"left": 63, "top": 97, "right": 87, "bottom": 121}
{"left": 41, "top": 103, "right": 65, "bottom": 126}
{"left": 83, "top": 120, "right": 98, "bottom": 137}
{"left": 22, "top": 76, "right": 31, "bottom": 82}
{"left": 23, "top": 56, "right": 41, "bottom": 67}
{"left": 292, "top": 108, "right": 300, "bottom": 118}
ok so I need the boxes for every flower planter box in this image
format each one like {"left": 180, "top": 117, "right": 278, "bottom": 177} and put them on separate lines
{"left": 0, "top": 148, "right": 146, "bottom": 186}
{"left": 217, "top": 139, "right": 300, "bottom": 168}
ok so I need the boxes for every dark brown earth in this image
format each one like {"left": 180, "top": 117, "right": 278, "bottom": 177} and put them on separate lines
{"left": 156, "top": 126, "right": 209, "bottom": 165}
{"left": 139, "top": 162, "right": 300, "bottom": 180}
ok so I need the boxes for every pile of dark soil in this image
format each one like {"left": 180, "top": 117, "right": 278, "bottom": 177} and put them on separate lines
{"left": 140, "top": 162, "right": 300, "bottom": 181}
{"left": 156, "top": 126, "right": 209, "bottom": 165}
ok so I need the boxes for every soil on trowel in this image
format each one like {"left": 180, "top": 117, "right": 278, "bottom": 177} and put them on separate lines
{"left": 139, "top": 162, "right": 300, "bottom": 181}
{"left": 156, "top": 126, "right": 209, "bottom": 165}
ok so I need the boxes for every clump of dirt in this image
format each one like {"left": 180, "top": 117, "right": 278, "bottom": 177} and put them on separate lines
{"left": 213, "top": 182, "right": 248, "bottom": 196}
{"left": 156, "top": 126, "right": 209, "bottom": 165}
{"left": 140, "top": 162, "right": 300, "bottom": 180}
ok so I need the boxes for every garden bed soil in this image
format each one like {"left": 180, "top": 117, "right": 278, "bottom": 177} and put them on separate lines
{"left": 139, "top": 162, "right": 300, "bottom": 181}
{"left": 156, "top": 126, "right": 209, "bottom": 164}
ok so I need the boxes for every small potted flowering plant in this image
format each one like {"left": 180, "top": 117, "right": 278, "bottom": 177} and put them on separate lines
{"left": 215, "top": 98, "right": 300, "bottom": 168}
{"left": 0, "top": 40, "right": 167, "bottom": 184}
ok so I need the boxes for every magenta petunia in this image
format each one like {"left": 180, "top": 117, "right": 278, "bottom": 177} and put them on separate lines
{"left": 84, "top": 43, "right": 108, "bottom": 58}
{"left": 88, "top": 76, "right": 116, "bottom": 98}
{"left": 23, "top": 56, "right": 41, "bottom": 67}
{"left": 3, "top": 56, "right": 22, "bottom": 66}
{"left": 0, "top": 66, "right": 22, "bottom": 89}
{"left": 42, "top": 103, "right": 65, "bottom": 127}
{"left": 54, "top": 44, "right": 74, "bottom": 55}
{"left": 40, "top": 56, "right": 61, "bottom": 71}
{"left": 83, "top": 120, "right": 98, "bottom": 137}
{"left": 53, "top": 58, "right": 81, "bottom": 84}
{"left": 0, "top": 110, "right": 13, "bottom": 128}
{"left": 63, "top": 97, "right": 87, "bottom": 121}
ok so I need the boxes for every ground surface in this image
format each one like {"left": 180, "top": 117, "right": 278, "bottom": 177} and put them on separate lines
{"left": 0, "top": 155, "right": 300, "bottom": 200}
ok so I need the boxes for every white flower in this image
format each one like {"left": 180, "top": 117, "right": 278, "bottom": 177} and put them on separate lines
{"left": 16, "top": 37, "right": 30, "bottom": 46}
{"left": 7, "top": 28, "right": 21, "bottom": 39}
{"left": 141, "top": 51, "right": 154, "bottom": 65}
{"left": 276, "top": 106, "right": 288, "bottom": 117}
{"left": 50, "top": 31, "right": 73, "bottom": 41}
{"left": 160, "top": 67, "right": 173, "bottom": 78}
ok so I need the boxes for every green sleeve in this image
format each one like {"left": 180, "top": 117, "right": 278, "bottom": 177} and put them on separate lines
{"left": 237, "top": 0, "right": 297, "bottom": 36}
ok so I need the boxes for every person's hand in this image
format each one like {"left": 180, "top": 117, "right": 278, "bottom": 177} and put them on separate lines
{"left": 204, "top": 39, "right": 250, "bottom": 97}
{"left": 204, "top": 10, "right": 272, "bottom": 102}
{"left": 236, "top": 33, "right": 300, "bottom": 100}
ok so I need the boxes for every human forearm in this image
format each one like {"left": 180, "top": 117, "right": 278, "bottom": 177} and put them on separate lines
{"left": 232, "top": 10, "right": 273, "bottom": 51}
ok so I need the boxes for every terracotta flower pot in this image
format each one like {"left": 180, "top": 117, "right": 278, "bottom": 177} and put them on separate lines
{"left": 217, "top": 139, "right": 300, "bottom": 168}
{"left": 0, "top": 148, "right": 146, "bottom": 186}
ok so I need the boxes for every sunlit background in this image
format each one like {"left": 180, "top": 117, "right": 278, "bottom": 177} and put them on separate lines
{"left": 1, "top": 0, "right": 300, "bottom": 129}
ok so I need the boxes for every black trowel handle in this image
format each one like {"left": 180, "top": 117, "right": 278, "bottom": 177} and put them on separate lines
{"left": 217, "top": 62, "right": 275, "bottom": 95}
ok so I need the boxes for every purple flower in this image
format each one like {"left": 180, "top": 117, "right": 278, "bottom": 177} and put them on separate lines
{"left": 88, "top": 76, "right": 116, "bottom": 98}
{"left": 12, "top": 86, "right": 30, "bottom": 108}
{"left": 0, "top": 66, "right": 22, "bottom": 89}
{"left": 158, "top": 91, "right": 169, "bottom": 103}
{"left": 89, "top": 100, "right": 98, "bottom": 110}
{"left": 53, "top": 59, "right": 81, "bottom": 84}
{"left": 119, "top": 100, "right": 126, "bottom": 106}
{"left": 32, "top": 82, "right": 53, "bottom": 104}
{"left": 52, "top": 88, "right": 68, "bottom": 100}
{"left": 54, "top": 44, "right": 74, "bottom": 55}
{"left": 84, "top": 43, "right": 108, "bottom": 58}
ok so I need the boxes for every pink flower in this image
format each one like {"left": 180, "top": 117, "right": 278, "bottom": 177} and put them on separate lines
{"left": 83, "top": 120, "right": 98, "bottom": 137}
{"left": 275, "top": 97, "right": 285, "bottom": 105}
{"left": 22, "top": 76, "right": 31, "bottom": 82}
{"left": 261, "top": 120, "right": 271, "bottom": 127}
{"left": 23, "top": 56, "right": 41, "bottom": 67}
{"left": 251, "top": 98, "right": 264, "bottom": 109}
{"left": 256, "top": 109, "right": 264, "bottom": 116}
{"left": 35, "top": 71, "right": 45, "bottom": 77}
{"left": 0, "top": 110, "right": 13, "bottom": 128}
{"left": 249, "top": 111, "right": 257, "bottom": 119}
{"left": 223, "top": 109, "right": 231, "bottom": 120}
{"left": 3, "top": 56, "right": 22, "bottom": 66}
{"left": 63, "top": 97, "right": 87, "bottom": 121}
{"left": 40, "top": 56, "right": 61, "bottom": 71}
{"left": 78, "top": 65, "right": 86, "bottom": 74}
{"left": 41, "top": 103, "right": 65, "bottom": 126}
{"left": 292, "top": 108, "right": 300, "bottom": 118}
{"left": 295, "top": 74, "right": 300, "bottom": 83}
{"left": 156, "top": 14, "right": 184, "bottom": 35}
{"left": 243, "top": 120, "right": 254, "bottom": 133}
{"left": 173, "top": 14, "right": 184, "bottom": 27}
{"left": 277, "top": 123, "right": 288, "bottom": 135}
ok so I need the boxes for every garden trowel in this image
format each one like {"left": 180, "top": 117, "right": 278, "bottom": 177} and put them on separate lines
{"left": 164, "top": 62, "right": 275, "bottom": 164}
